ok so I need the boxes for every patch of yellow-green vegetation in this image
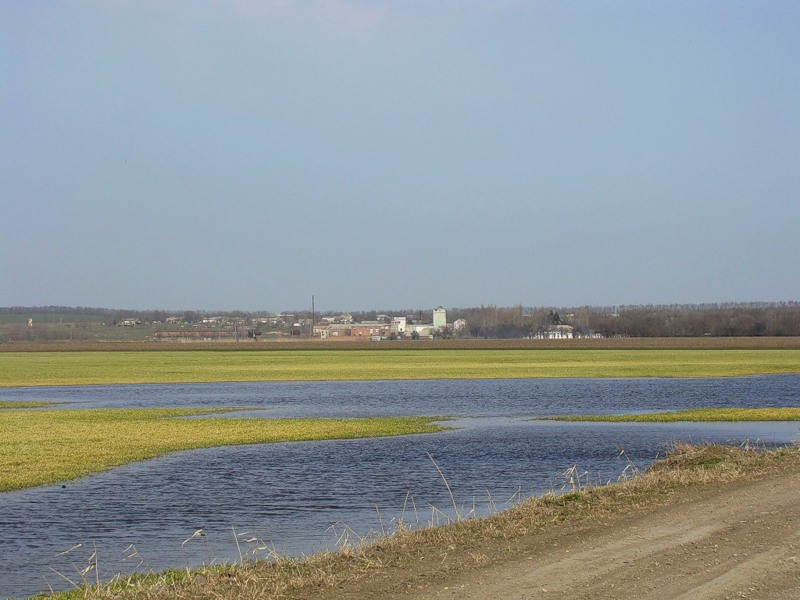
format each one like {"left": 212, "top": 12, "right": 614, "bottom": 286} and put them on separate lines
{"left": 544, "top": 407, "right": 800, "bottom": 423}
{"left": 43, "top": 568, "right": 193, "bottom": 600}
{"left": 0, "top": 400, "right": 55, "bottom": 409}
{"left": 0, "top": 408, "right": 445, "bottom": 492}
{"left": 1, "top": 348, "right": 799, "bottom": 386}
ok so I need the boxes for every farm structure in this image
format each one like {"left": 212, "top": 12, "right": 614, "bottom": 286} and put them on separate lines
{"left": 313, "top": 308, "right": 449, "bottom": 341}
{"left": 155, "top": 330, "right": 241, "bottom": 341}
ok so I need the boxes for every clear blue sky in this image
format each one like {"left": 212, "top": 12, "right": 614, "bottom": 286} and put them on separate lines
{"left": 2, "top": 1, "right": 798, "bottom": 312}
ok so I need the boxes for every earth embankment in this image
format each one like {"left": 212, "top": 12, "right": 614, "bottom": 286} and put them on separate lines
{"left": 42, "top": 448, "right": 800, "bottom": 600}
{"left": 304, "top": 447, "right": 800, "bottom": 600}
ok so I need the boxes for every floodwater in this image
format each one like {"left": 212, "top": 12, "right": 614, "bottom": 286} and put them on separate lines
{"left": 1, "top": 376, "right": 799, "bottom": 599}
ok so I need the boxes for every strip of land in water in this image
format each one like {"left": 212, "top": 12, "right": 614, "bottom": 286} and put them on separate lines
{"left": 0, "top": 407, "right": 445, "bottom": 492}
{"left": 0, "top": 400, "right": 55, "bottom": 409}
{"left": 543, "top": 407, "right": 800, "bottom": 422}
{"left": 1, "top": 344, "right": 799, "bottom": 386}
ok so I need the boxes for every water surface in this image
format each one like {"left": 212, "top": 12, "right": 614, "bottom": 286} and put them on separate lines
{"left": 1, "top": 376, "right": 798, "bottom": 598}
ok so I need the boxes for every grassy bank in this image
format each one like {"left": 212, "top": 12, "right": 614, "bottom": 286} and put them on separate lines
{"left": 2, "top": 348, "right": 799, "bottom": 386}
{"left": 0, "top": 400, "right": 54, "bottom": 409}
{"left": 41, "top": 444, "right": 800, "bottom": 600}
{"left": 0, "top": 408, "right": 445, "bottom": 492}
{"left": 543, "top": 407, "right": 800, "bottom": 422}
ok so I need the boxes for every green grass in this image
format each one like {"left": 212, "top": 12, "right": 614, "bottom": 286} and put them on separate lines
{"left": 1, "top": 348, "right": 799, "bottom": 386}
{"left": 543, "top": 407, "right": 800, "bottom": 423}
{"left": 0, "top": 400, "right": 55, "bottom": 409}
{"left": 0, "top": 408, "right": 446, "bottom": 492}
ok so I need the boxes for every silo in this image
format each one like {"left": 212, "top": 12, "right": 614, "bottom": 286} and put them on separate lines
{"left": 433, "top": 306, "right": 447, "bottom": 329}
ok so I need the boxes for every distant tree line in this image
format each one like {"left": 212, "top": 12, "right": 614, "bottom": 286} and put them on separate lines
{"left": 445, "top": 303, "right": 800, "bottom": 339}
{"left": 587, "top": 304, "right": 800, "bottom": 338}
{"left": 0, "top": 305, "right": 118, "bottom": 317}
{"left": 0, "top": 322, "right": 92, "bottom": 343}
{"left": 0, "top": 306, "right": 253, "bottom": 325}
{"left": 2, "top": 302, "right": 800, "bottom": 340}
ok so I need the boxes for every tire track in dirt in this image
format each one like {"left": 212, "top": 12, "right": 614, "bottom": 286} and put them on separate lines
{"left": 413, "top": 469, "right": 800, "bottom": 600}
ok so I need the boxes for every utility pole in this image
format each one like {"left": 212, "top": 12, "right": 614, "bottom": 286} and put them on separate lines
{"left": 311, "top": 294, "right": 315, "bottom": 339}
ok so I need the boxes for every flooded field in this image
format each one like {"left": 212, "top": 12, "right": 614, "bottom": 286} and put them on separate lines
{"left": 1, "top": 375, "right": 799, "bottom": 598}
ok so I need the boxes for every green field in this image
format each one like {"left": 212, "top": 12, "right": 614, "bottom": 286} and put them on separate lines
{"left": 0, "top": 407, "right": 445, "bottom": 492}
{"left": 543, "top": 407, "right": 800, "bottom": 422}
{"left": 0, "top": 348, "right": 798, "bottom": 386}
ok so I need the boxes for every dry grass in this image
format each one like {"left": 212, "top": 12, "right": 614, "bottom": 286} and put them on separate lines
{"left": 4, "top": 337, "right": 800, "bottom": 352}
{"left": 42, "top": 443, "right": 800, "bottom": 600}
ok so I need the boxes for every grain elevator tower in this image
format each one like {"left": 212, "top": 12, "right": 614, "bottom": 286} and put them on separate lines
{"left": 433, "top": 306, "right": 447, "bottom": 330}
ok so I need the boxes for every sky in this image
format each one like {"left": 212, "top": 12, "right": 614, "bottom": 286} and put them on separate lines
{"left": 1, "top": 1, "right": 799, "bottom": 312}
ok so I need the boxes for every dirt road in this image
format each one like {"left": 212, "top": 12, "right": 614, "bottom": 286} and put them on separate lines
{"left": 421, "top": 470, "right": 800, "bottom": 599}
{"left": 311, "top": 455, "right": 800, "bottom": 600}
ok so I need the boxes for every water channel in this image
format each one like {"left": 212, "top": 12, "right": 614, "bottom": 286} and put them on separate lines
{"left": 1, "top": 375, "right": 799, "bottom": 598}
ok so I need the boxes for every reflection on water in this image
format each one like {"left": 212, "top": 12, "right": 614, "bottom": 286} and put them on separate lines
{"left": 1, "top": 375, "right": 798, "bottom": 598}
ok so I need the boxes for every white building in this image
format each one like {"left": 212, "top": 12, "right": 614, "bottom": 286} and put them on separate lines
{"left": 533, "top": 325, "right": 574, "bottom": 339}
{"left": 408, "top": 324, "right": 435, "bottom": 338}
{"left": 433, "top": 306, "right": 447, "bottom": 330}
{"left": 391, "top": 316, "right": 407, "bottom": 334}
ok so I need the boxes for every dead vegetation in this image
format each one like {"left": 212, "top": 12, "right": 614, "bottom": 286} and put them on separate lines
{"left": 43, "top": 443, "right": 800, "bottom": 600}
{"left": 5, "top": 336, "right": 800, "bottom": 352}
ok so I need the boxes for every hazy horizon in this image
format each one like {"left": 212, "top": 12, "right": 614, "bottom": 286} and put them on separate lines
{"left": 3, "top": 1, "right": 799, "bottom": 311}
{"left": 2, "top": 299, "right": 798, "bottom": 317}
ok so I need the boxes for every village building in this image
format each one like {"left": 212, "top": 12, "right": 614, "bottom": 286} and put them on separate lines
{"left": 532, "top": 325, "right": 574, "bottom": 339}
{"left": 311, "top": 307, "right": 457, "bottom": 341}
